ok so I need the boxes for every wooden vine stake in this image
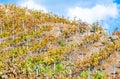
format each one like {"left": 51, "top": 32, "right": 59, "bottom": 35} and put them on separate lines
{"left": 35, "top": 65, "right": 39, "bottom": 76}
{"left": 0, "top": 27, "right": 2, "bottom": 34}
{"left": 12, "top": 25, "right": 15, "bottom": 63}
{"left": 69, "top": 67, "right": 72, "bottom": 77}
{"left": 22, "top": 21, "right": 26, "bottom": 34}
{"left": 1, "top": 21, "right": 4, "bottom": 34}
{"left": 100, "top": 60, "right": 103, "bottom": 71}
{"left": 2, "top": 21, "right": 5, "bottom": 27}
{"left": 12, "top": 45, "right": 14, "bottom": 63}
{"left": 69, "top": 53, "right": 72, "bottom": 77}
{"left": 22, "top": 20, "right": 25, "bottom": 28}
{"left": 112, "top": 64, "right": 116, "bottom": 78}
{"left": 54, "top": 62, "right": 56, "bottom": 72}
{"left": 81, "top": 48, "right": 84, "bottom": 61}
{"left": 46, "top": 75, "right": 49, "bottom": 79}
{"left": 24, "top": 28, "right": 26, "bottom": 34}
{"left": 12, "top": 56, "right": 14, "bottom": 63}
{"left": 0, "top": 22, "right": 3, "bottom": 44}
{"left": 88, "top": 67, "right": 90, "bottom": 79}
{"left": 81, "top": 52, "right": 84, "bottom": 61}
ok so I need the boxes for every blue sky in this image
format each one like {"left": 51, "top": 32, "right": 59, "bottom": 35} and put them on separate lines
{"left": 0, "top": 0, "right": 120, "bottom": 33}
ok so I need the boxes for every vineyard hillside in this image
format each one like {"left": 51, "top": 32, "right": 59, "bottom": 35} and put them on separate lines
{"left": 0, "top": 4, "right": 120, "bottom": 79}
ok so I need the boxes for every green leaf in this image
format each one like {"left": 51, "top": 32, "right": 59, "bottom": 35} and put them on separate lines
{"left": 56, "top": 63, "right": 64, "bottom": 71}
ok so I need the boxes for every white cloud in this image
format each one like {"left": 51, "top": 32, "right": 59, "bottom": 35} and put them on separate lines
{"left": 18, "top": 0, "right": 47, "bottom": 12}
{"left": 68, "top": 4, "right": 118, "bottom": 24}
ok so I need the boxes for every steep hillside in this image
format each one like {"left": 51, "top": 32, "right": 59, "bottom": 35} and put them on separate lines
{"left": 0, "top": 4, "right": 120, "bottom": 79}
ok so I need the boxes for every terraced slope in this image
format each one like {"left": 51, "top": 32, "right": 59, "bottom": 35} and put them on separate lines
{"left": 0, "top": 4, "right": 120, "bottom": 79}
